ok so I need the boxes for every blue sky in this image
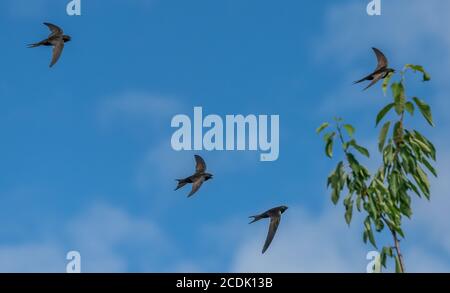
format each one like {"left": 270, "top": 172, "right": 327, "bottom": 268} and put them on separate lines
{"left": 0, "top": 0, "right": 450, "bottom": 272}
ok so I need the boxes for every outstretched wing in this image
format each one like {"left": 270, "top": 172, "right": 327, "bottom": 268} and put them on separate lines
{"left": 188, "top": 176, "right": 205, "bottom": 197}
{"left": 50, "top": 40, "right": 64, "bottom": 67}
{"left": 44, "top": 22, "right": 63, "bottom": 37}
{"left": 372, "top": 47, "right": 388, "bottom": 71}
{"left": 194, "top": 155, "right": 207, "bottom": 173}
{"left": 262, "top": 214, "right": 281, "bottom": 254}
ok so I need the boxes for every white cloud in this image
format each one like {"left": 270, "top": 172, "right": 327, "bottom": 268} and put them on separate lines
{"left": 0, "top": 202, "right": 173, "bottom": 272}
{"left": 231, "top": 205, "right": 369, "bottom": 272}
{"left": 0, "top": 243, "right": 64, "bottom": 273}
{"left": 98, "top": 92, "right": 184, "bottom": 130}
{"left": 3, "top": 0, "right": 50, "bottom": 19}
{"left": 66, "top": 202, "right": 170, "bottom": 272}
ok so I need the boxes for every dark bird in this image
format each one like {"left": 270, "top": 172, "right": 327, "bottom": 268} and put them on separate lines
{"left": 28, "top": 23, "right": 71, "bottom": 67}
{"left": 354, "top": 47, "right": 395, "bottom": 90}
{"left": 175, "top": 155, "right": 213, "bottom": 197}
{"left": 249, "top": 206, "right": 288, "bottom": 254}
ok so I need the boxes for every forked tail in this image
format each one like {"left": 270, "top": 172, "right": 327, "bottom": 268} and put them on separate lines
{"left": 175, "top": 179, "right": 188, "bottom": 191}
{"left": 249, "top": 215, "right": 263, "bottom": 224}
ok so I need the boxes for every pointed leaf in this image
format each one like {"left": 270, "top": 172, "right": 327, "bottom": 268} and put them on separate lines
{"left": 404, "top": 64, "right": 431, "bottom": 81}
{"left": 376, "top": 103, "right": 394, "bottom": 126}
{"left": 349, "top": 140, "right": 370, "bottom": 158}
{"left": 413, "top": 97, "right": 434, "bottom": 127}
{"left": 382, "top": 72, "right": 394, "bottom": 96}
{"left": 316, "top": 122, "right": 330, "bottom": 134}
{"left": 405, "top": 102, "right": 415, "bottom": 116}
{"left": 392, "top": 82, "right": 405, "bottom": 115}
{"left": 325, "top": 133, "right": 335, "bottom": 158}
{"left": 343, "top": 124, "right": 355, "bottom": 137}
{"left": 378, "top": 121, "right": 391, "bottom": 152}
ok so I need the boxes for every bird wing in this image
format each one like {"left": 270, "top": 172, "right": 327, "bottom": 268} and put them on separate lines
{"left": 194, "top": 155, "right": 207, "bottom": 173}
{"left": 188, "top": 176, "right": 205, "bottom": 197}
{"left": 44, "top": 22, "right": 63, "bottom": 37}
{"left": 50, "top": 39, "right": 64, "bottom": 67}
{"left": 363, "top": 72, "right": 384, "bottom": 90}
{"left": 372, "top": 47, "right": 388, "bottom": 71}
{"left": 262, "top": 212, "right": 281, "bottom": 254}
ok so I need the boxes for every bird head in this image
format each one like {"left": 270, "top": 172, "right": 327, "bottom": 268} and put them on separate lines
{"left": 205, "top": 173, "right": 214, "bottom": 181}
{"left": 63, "top": 35, "right": 72, "bottom": 42}
{"left": 280, "top": 206, "right": 289, "bottom": 213}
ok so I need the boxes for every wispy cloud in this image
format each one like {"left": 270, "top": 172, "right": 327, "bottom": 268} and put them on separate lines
{"left": 3, "top": 0, "right": 51, "bottom": 19}
{"left": 230, "top": 205, "right": 368, "bottom": 272}
{"left": 0, "top": 201, "right": 176, "bottom": 272}
{"left": 98, "top": 92, "right": 183, "bottom": 129}
{"left": 0, "top": 243, "right": 64, "bottom": 273}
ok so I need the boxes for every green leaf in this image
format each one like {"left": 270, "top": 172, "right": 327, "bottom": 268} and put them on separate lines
{"left": 393, "top": 121, "right": 404, "bottom": 145}
{"left": 363, "top": 231, "right": 368, "bottom": 244}
{"left": 417, "top": 166, "right": 430, "bottom": 191}
{"left": 331, "top": 188, "right": 339, "bottom": 205}
{"left": 405, "top": 102, "right": 415, "bottom": 116}
{"left": 412, "top": 137, "right": 432, "bottom": 155}
{"left": 400, "top": 199, "right": 412, "bottom": 218}
{"left": 364, "top": 217, "right": 377, "bottom": 248}
{"left": 388, "top": 172, "right": 399, "bottom": 197}
{"left": 407, "top": 179, "right": 422, "bottom": 198}
{"left": 367, "top": 227, "right": 377, "bottom": 249}
{"left": 382, "top": 72, "right": 394, "bottom": 96}
{"left": 323, "top": 131, "right": 334, "bottom": 142}
{"left": 325, "top": 133, "right": 335, "bottom": 158}
{"left": 421, "top": 158, "right": 437, "bottom": 177}
{"left": 345, "top": 202, "right": 353, "bottom": 225}
{"left": 349, "top": 140, "right": 370, "bottom": 158}
{"left": 376, "top": 103, "right": 394, "bottom": 126}
{"left": 395, "top": 227, "right": 405, "bottom": 239}
{"left": 378, "top": 121, "right": 391, "bottom": 152}
{"left": 381, "top": 247, "right": 393, "bottom": 268}
{"left": 392, "top": 82, "right": 406, "bottom": 115}
{"left": 413, "top": 130, "right": 436, "bottom": 160}
{"left": 413, "top": 97, "right": 434, "bottom": 127}
{"left": 330, "top": 162, "right": 344, "bottom": 204}
{"left": 404, "top": 64, "right": 431, "bottom": 81}
{"left": 316, "top": 122, "right": 330, "bottom": 134}
{"left": 343, "top": 124, "right": 355, "bottom": 137}
{"left": 413, "top": 166, "right": 431, "bottom": 199}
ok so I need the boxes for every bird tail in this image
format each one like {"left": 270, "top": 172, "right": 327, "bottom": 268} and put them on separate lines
{"left": 354, "top": 73, "right": 375, "bottom": 84}
{"left": 175, "top": 179, "right": 187, "bottom": 191}
{"left": 27, "top": 42, "right": 42, "bottom": 48}
{"left": 353, "top": 77, "right": 366, "bottom": 84}
{"left": 249, "top": 215, "right": 262, "bottom": 224}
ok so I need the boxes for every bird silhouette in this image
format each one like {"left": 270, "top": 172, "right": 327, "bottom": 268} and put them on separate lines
{"left": 354, "top": 47, "right": 395, "bottom": 90}
{"left": 249, "top": 206, "right": 288, "bottom": 254}
{"left": 28, "top": 23, "right": 71, "bottom": 67}
{"left": 175, "top": 155, "right": 213, "bottom": 197}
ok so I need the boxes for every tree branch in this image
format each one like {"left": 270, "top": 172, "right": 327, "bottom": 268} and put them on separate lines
{"left": 391, "top": 230, "right": 405, "bottom": 273}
